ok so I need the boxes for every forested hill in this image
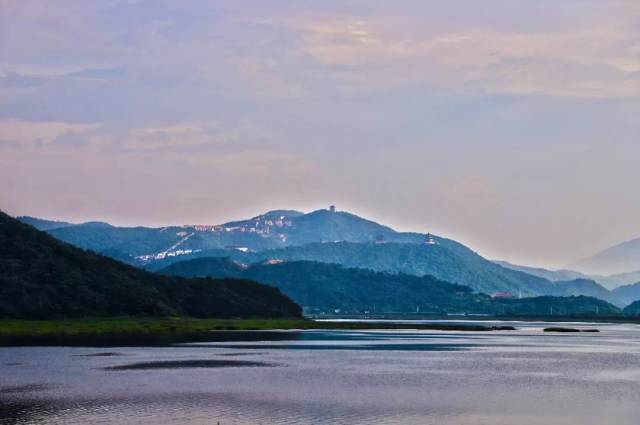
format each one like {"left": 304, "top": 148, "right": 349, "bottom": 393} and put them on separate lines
{"left": 159, "top": 258, "right": 622, "bottom": 316}
{"left": 0, "top": 211, "right": 301, "bottom": 319}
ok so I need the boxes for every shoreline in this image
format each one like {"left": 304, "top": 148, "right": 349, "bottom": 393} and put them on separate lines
{"left": 2, "top": 314, "right": 637, "bottom": 347}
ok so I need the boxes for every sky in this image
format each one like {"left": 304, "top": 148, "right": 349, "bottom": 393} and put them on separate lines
{"left": 1, "top": 0, "right": 639, "bottom": 268}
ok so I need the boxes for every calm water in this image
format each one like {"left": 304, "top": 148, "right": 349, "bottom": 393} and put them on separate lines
{"left": 2, "top": 320, "right": 640, "bottom": 425}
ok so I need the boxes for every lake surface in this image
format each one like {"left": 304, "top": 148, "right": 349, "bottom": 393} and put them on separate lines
{"left": 2, "top": 320, "right": 640, "bottom": 425}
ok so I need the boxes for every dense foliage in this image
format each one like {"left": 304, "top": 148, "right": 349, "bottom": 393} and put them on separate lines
{"left": 0, "top": 211, "right": 301, "bottom": 319}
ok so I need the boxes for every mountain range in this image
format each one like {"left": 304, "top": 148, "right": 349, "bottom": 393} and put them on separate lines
{"left": 17, "top": 207, "right": 640, "bottom": 308}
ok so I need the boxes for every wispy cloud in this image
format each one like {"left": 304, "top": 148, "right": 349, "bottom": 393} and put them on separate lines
{"left": 2, "top": 0, "right": 640, "bottom": 266}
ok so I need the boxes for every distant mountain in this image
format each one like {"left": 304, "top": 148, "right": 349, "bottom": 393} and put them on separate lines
{"left": 612, "top": 282, "right": 640, "bottom": 306}
{"left": 19, "top": 207, "right": 426, "bottom": 262}
{"left": 495, "top": 261, "right": 591, "bottom": 282}
{"left": 19, "top": 208, "right": 622, "bottom": 301}
{"left": 595, "top": 270, "right": 640, "bottom": 290}
{"left": 159, "top": 258, "right": 621, "bottom": 316}
{"left": 496, "top": 260, "right": 640, "bottom": 290}
{"left": 17, "top": 216, "right": 73, "bottom": 231}
{"left": 570, "top": 237, "right": 640, "bottom": 275}
{"left": 0, "top": 211, "right": 301, "bottom": 319}
{"left": 553, "top": 279, "right": 622, "bottom": 307}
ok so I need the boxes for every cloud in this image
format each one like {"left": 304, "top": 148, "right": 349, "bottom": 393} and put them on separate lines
{"left": 53, "top": 131, "right": 89, "bottom": 147}
{"left": 2, "top": 0, "right": 640, "bottom": 266}
{"left": 0, "top": 71, "right": 44, "bottom": 88}
{"left": 0, "top": 120, "right": 98, "bottom": 149}
{"left": 284, "top": 16, "right": 640, "bottom": 98}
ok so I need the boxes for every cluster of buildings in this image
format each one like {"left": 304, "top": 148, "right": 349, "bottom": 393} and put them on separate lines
{"left": 136, "top": 248, "right": 202, "bottom": 262}
{"left": 188, "top": 214, "right": 294, "bottom": 236}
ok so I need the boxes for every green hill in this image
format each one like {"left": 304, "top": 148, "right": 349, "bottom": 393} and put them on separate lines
{"left": 0, "top": 211, "right": 301, "bottom": 319}
{"left": 159, "top": 257, "right": 622, "bottom": 316}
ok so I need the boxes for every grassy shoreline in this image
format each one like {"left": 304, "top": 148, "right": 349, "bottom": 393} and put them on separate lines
{"left": 3, "top": 314, "right": 637, "bottom": 347}
{"left": 0, "top": 317, "right": 517, "bottom": 346}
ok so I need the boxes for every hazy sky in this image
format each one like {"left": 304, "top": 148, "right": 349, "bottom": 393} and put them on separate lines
{"left": 1, "top": 0, "right": 639, "bottom": 268}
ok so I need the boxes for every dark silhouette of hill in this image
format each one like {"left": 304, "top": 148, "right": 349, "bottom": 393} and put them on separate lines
{"left": 0, "top": 211, "right": 301, "bottom": 319}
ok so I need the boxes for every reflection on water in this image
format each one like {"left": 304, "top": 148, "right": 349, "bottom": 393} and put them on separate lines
{"left": 2, "top": 321, "right": 640, "bottom": 425}
{"left": 104, "top": 359, "right": 276, "bottom": 370}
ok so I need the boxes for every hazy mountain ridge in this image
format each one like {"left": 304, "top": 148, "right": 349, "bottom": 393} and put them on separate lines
{"left": 570, "top": 237, "right": 640, "bottom": 275}
{"left": 495, "top": 259, "right": 640, "bottom": 290}
{"left": 494, "top": 261, "right": 592, "bottom": 282}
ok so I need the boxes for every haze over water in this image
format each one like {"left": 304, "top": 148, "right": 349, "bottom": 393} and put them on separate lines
{"left": 2, "top": 321, "right": 640, "bottom": 425}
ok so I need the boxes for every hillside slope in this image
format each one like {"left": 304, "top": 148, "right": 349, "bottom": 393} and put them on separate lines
{"left": 0, "top": 211, "right": 301, "bottom": 319}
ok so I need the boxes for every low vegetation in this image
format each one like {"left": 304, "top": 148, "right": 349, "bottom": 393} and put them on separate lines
{"left": 0, "top": 317, "right": 516, "bottom": 346}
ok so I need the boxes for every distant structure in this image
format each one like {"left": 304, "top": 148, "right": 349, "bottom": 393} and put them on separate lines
{"left": 329, "top": 205, "right": 336, "bottom": 213}
{"left": 264, "top": 258, "right": 284, "bottom": 265}
{"left": 425, "top": 233, "right": 438, "bottom": 245}
{"left": 491, "top": 291, "right": 514, "bottom": 299}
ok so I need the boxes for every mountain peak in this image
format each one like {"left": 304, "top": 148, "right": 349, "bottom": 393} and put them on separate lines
{"left": 570, "top": 237, "right": 640, "bottom": 275}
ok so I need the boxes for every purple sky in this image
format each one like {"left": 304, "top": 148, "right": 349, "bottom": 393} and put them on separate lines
{"left": 1, "top": 0, "right": 639, "bottom": 268}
